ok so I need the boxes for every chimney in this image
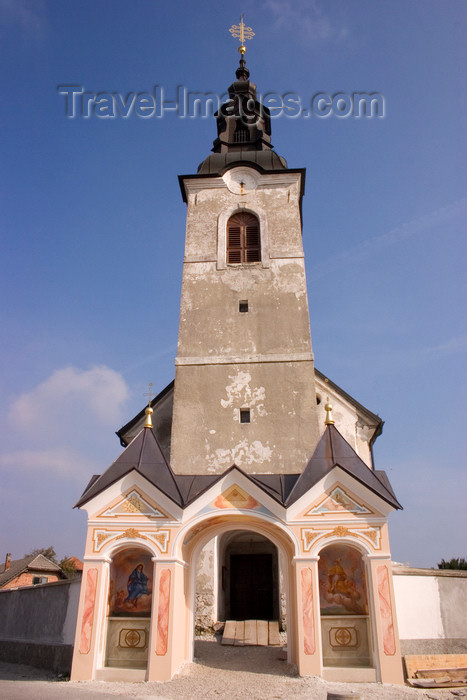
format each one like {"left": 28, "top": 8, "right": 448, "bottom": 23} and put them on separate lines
{"left": 5, "top": 553, "right": 12, "bottom": 571}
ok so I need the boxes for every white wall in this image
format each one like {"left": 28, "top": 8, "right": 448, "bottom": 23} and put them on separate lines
{"left": 393, "top": 567, "right": 467, "bottom": 647}
{"left": 393, "top": 574, "right": 443, "bottom": 639}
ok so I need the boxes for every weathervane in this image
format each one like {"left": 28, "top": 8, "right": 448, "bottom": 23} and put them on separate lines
{"left": 229, "top": 14, "right": 255, "bottom": 55}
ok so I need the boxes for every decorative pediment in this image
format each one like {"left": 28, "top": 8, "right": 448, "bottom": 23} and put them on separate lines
{"left": 213, "top": 483, "right": 258, "bottom": 510}
{"left": 305, "top": 486, "right": 372, "bottom": 516}
{"left": 301, "top": 525, "right": 381, "bottom": 552}
{"left": 99, "top": 489, "right": 167, "bottom": 519}
{"left": 92, "top": 527, "right": 170, "bottom": 553}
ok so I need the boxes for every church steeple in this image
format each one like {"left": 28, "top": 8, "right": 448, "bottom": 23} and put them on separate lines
{"left": 211, "top": 55, "right": 274, "bottom": 156}
{"left": 198, "top": 18, "right": 287, "bottom": 174}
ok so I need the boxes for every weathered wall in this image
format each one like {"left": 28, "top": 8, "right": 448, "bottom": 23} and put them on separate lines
{"left": 195, "top": 539, "right": 217, "bottom": 631}
{"left": 393, "top": 567, "right": 467, "bottom": 654}
{"left": 0, "top": 578, "right": 81, "bottom": 673}
{"left": 171, "top": 169, "right": 321, "bottom": 475}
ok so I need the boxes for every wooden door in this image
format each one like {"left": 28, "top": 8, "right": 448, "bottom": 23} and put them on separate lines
{"left": 230, "top": 553, "right": 273, "bottom": 620}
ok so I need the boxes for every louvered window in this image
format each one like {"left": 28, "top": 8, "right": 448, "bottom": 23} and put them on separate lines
{"left": 227, "top": 213, "right": 261, "bottom": 264}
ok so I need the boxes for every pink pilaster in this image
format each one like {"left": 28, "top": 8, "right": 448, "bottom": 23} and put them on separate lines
{"left": 294, "top": 558, "right": 322, "bottom": 676}
{"left": 367, "top": 556, "right": 404, "bottom": 684}
{"left": 147, "top": 560, "right": 187, "bottom": 681}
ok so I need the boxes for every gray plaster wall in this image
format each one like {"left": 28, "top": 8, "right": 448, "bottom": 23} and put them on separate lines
{"left": 0, "top": 578, "right": 80, "bottom": 673}
{"left": 171, "top": 171, "right": 320, "bottom": 475}
{"left": 438, "top": 573, "right": 467, "bottom": 639}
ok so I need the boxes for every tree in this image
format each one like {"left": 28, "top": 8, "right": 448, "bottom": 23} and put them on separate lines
{"left": 59, "top": 556, "right": 78, "bottom": 579}
{"left": 438, "top": 557, "right": 467, "bottom": 570}
{"left": 25, "top": 546, "right": 58, "bottom": 563}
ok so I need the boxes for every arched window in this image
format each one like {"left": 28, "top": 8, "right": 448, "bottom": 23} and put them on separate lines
{"left": 227, "top": 212, "right": 260, "bottom": 264}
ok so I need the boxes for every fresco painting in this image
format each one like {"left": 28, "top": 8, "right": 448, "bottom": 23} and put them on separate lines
{"left": 108, "top": 548, "right": 153, "bottom": 617}
{"left": 318, "top": 544, "right": 368, "bottom": 616}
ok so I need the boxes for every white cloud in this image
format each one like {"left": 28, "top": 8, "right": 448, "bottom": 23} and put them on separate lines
{"left": 2, "top": 365, "right": 130, "bottom": 480}
{"left": 264, "top": 0, "right": 349, "bottom": 43}
{"left": 10, "top": 365, "right": 129, "bottom": 438}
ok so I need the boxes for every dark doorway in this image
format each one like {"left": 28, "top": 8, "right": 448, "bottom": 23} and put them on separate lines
{"left": 230, "top": 553, "right": 273, "bottom": 620}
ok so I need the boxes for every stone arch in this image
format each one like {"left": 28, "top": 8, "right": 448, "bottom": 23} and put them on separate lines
{"left": 178, "top": 514, "right": 296, "bottom": 664}
{"left": 97, "top": 534, "right": 161, "bottom": 562}
{"left": 308, "top": 532, "right": 374, "bottom": 560}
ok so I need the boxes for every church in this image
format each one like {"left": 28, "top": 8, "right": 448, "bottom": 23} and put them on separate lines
{"left": 70, "top": 23, "right": 404, "bottom": 684}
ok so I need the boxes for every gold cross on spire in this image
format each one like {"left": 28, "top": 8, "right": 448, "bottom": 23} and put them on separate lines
{"left": 143, "top": 382, "right": 154, "bottom": 407}
{"left": 229, "top": 14, "right": 255, "bottom": 55}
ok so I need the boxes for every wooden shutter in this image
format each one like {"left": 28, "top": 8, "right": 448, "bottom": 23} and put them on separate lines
{"left": 227, "top": 213, "right": 261, "bottom": 264}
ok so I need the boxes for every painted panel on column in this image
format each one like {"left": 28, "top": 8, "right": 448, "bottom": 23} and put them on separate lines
{"left": 109, "top": 549, "right": 153, "bottom": 617}
{"left": 377, "top": 564, "right": 396, "bottom": 655}
{"left": 156, "top": 569, "right": 171, "bottom": 656}
{"left": 318, "top": 544, "right": 368, "bottom": 615}
{"left": 79, "top": 568, "right": 98, "bottom": 654}
{"left": 301, "top": 568, "right": 315, "bottom": 654}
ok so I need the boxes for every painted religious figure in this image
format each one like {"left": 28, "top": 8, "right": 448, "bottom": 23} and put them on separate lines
{"left": 318, "top": 544, "right": 368, "bottom": 615}
{"left": 125, "top": 564, "right": 150, "bottom": 607}
{"left": 108, "top": 548, "right": 153, "bottom": 617}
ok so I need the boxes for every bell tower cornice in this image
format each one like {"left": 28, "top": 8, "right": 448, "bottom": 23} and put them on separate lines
{"left": 178, "top": 167, "right": 306, "bottom": 203}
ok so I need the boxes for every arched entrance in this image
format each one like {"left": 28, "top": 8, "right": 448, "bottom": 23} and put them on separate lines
{"left": 104, "top": 546, "right": 153, "bottom": 669}
{"left": 181, "top": 516, "right": 296, "bottom": 662}
{"left": 219, "top": 530, "right": 280, "bottom": 623}
{"left": 318, "top": 543, "right": 374, "bottom": 670}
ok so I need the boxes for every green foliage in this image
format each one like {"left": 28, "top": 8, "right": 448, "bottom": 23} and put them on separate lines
{"left": 59, "top": 556, "right": 77, "bottom": 579}
{"left": 25, "top": 546, "right": 58, "bottom": 563}
{"left": 437, "top": 557, "right": 467, "bottom": 570}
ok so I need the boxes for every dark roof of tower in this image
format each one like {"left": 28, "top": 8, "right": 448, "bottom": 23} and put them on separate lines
{"left": 197, "top": 55, "right": 288, "bottom": 175}
{"left": 75, "top": 426, "right": 183, "bottom": 508}
{"left": 197, "top": 150, "right": 288, "bottom": 175}
{"left": 285, "top": 424, "right": 402, "bottom": 509}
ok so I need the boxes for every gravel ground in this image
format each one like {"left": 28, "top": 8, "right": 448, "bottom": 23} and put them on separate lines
{"left": 1, "top": 640, "right": 466, "bottom": 700}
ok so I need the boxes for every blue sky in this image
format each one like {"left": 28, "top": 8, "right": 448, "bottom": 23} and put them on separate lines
{"left": 0, "top": 0, "right": 465, "bottom": 567}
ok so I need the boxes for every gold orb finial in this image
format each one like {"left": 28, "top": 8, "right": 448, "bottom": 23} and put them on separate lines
{"left": 324, "top": 396, "right": 335, "bottom": 425}
{"left": 144, "top": 405, "right": 153, "bottom": 429}
{"left": 143, "top": 382, "right": 154, "bottom": 429}
{"left": 229, "top": 14, "right": 255, "bottom": 55}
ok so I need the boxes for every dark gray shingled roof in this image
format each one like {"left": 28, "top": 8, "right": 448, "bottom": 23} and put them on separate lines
{"left": 76, "top": 424, "right": 400, "bottom": 513}
{"left": 75, "top": 426, "right": 183, "bottom": 508}
{"left": 285, "top": 424, "right": 402, "bottom": 509}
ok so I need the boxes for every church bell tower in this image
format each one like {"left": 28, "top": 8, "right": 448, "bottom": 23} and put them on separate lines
{"left": 170, "top": 45, "right": 320, "bottom": 475}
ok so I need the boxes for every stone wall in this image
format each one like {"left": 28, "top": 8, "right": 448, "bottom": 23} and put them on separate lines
{"left": 393, "top": 566, "right": 467, "bottom": 655}
{"left": 0, "top": 577, "right": 80, "bottom": 673}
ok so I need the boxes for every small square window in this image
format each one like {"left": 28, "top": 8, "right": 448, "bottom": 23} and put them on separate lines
{"left": 32, "top": 576, "right": 48, "bottom": 585}
{"left": 240, "top": 408, "right": 250, "bottom": 423}
{"left": 239, "top": 300, "right": 249, "bottom": 313}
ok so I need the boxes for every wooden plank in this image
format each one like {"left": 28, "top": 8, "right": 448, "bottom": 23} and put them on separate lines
{"left": 268, "top": 620, "right": 281, "bottom": 646}
{"left": 221, "top": 620, "right": 236, "bottom": 645}
{"left": 244, "top": 619, "right": 257, "bottom": 646}
{"left": 257, "top": 619, "right": 269, "bottom": 646}
{"left": 234, "top": 620, "right": 245, "bottom": 646}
